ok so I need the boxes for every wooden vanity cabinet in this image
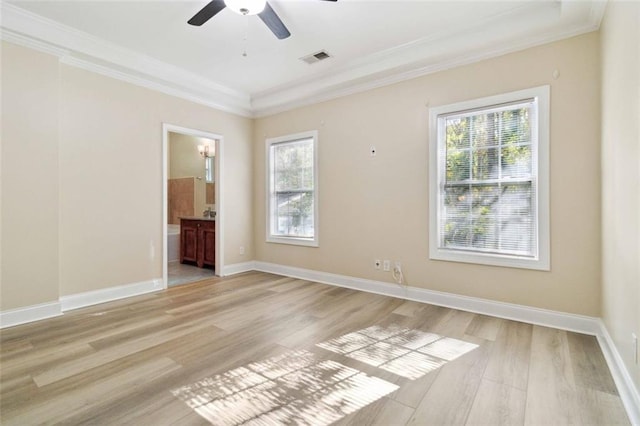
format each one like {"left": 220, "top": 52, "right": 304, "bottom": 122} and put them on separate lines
{"left": 180, "top": 218, "right": 215, "bottom": 268}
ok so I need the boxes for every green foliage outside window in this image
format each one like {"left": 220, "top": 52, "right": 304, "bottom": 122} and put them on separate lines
{"left": 442, "top": 106, "right": 534, "bottom": 254}
{"left": 273, "top": 140, "right": 315, "bottom": 237}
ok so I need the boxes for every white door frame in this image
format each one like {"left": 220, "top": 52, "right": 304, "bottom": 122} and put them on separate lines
{"left": 162, "top": 123, "right": 224, "bottom": 288}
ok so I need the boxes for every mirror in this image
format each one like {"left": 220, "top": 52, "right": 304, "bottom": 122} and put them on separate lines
{"left": 205, "top": 157, "right": 215, "bottom": 204}
{"left": 205, "top": 157, "right": 214, "bottom": 183}
{"left": 167, "top": 132, "right": 216, "bottom": 223}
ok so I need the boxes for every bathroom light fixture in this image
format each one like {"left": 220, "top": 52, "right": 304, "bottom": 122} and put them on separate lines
{"left": 198, "top": 144, "right": 214, "bottom": 158}
{"left": 225, "top": 0, "right": 266, "bottom": 15}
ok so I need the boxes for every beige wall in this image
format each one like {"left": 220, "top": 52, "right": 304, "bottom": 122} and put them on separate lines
{"left": 1, "top": 40, "right": 254, "bottom": 306}
{"left": 601, "top": 1, "right": 640, "bottom": 392}
{"left": 1, "top": 43, "right": 60, "bottom": 310}
{"left": 59, "top": 64, "right": 253, "bottom": 296}
{"left": 254, "top": 32, "right": 602, "bottom": 316}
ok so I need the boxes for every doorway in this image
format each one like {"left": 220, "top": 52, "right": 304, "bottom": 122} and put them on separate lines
{"left": 162, "top": 124, "right": 224, "bottom": 289}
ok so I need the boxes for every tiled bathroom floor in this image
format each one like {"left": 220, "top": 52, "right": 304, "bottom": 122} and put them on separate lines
{"left": 167, "top": 261, "right": 215, "bottom": 287}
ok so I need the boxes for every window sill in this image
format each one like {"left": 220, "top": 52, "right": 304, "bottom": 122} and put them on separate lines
{"left": 267, "top": 236, "right": 319, "bottom": 247}
{"left": 429, "top": 247, "right": 549, "bottom": 271}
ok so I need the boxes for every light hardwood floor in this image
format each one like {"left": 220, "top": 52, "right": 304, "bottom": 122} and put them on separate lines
{"left": 0, "top": 272, "right": 630, "bottom": 425}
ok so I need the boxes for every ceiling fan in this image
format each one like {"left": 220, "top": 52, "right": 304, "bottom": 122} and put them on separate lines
{"left": 188, "top": 0, "right": 337, "bottom": 40}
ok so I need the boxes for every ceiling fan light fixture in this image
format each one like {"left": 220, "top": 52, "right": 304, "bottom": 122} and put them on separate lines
{"left": 225, "top": 0, "right": 266, "bottom": 16}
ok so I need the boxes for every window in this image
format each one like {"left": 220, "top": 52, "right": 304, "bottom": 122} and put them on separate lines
{"left": 266, "top": 131, "right": 319, "bottom": 247}
{"left": 429, "top": 86, "right": 550, "bottom": 270}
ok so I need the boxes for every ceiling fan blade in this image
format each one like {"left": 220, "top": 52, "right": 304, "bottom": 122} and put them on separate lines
{"left": 188, "top": 0, "right": 226, "bottom": 26}
{"left": 258, "top": 2, "right": 291, "bottom": 40}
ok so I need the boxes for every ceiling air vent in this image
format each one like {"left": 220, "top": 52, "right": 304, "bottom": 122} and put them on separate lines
{"left": 300, "top": 50, "right": 332, "bottom": 65}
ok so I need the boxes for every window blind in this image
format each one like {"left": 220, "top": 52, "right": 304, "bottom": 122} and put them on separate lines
{"left": 271, "top": 138, "right": 315, "bottom": 238}
{"left": 438, "top": 99, "right": 538, "bottom": 257}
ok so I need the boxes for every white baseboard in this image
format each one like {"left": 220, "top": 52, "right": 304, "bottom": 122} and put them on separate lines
{"left": 596, "top": 320, "right": 640, "bottom": 425}
{"left": 222, "top": 261, "right": 257, "bottom": 276}
{"left": 252, "top": 261, "right": 600, "bottom": 335}
{"left": 0, "top": 301, "right": 62, "bottom": 329}
{"left": 60, "top": 278, "right": 164, "bottom": 312}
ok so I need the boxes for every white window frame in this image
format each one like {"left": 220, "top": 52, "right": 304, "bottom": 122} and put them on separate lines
{"left": 429, "top": 86, "right": 550, "bottom": 270}
{"left": 266, "top": 130, "right": 319, "bottom": 247}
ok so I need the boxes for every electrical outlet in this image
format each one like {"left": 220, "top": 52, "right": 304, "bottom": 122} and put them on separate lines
{"left": 383, "top": 260, "right": 390, "bottom": 271}
{"left": 239, "top": 246, "right": 245, "bottom": 255}
{"left": 633, "top": 333, "right": 638, "bottom": 364}
{"left": 374, "top": 259, "right": 381, "bottom": 270}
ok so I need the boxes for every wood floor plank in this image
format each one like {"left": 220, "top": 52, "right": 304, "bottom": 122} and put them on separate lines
{"left": 32, "top": 316, "right": 224, "bottom": 387}
{"left": 483, "top": 320, "right": 532, "bottom": 391}
{"left": 465, "top": 378, "right": 526, "bottom": 425}
{"left": 278, "top": 292, "right": 403, "bottom": 350}
{"left": 390, "top": 366, "right": 442, "bottom": 408}
{"left": 2, "top": 357, "right": 182, "bottom": 425}
{"left": 268, "top": 276, "right": 308, "bottom": 292}
{"left": 0, "top": 374, "right": 37, "bottom": 403}
{"left": 87, "top": 314, "right": 194, "bottom": 350}
{"left": 28, "top": 303, "right": 170, "bottom": 346}
{"left": 0, "top": 272, "right": 629, "bottom": 425}
{"left": 431, "top": 309, "right": 476, "bottom": 339}
{"left": 407, "top": 340, "right": 492, "bottom": 425}
{"left": 465, "top": 314, "right": 504, "bottom": 341}
{"left": 391, "top": 300, "right": 428, "bottom": 318}
{"left": 0, "top": 342, "right": 96, "bottom": 382}
{"left": 0, "top": 338, "right": 33, "bottom": 359}
{"left": 335, "top": 396, "right": 415, "bottom": 426}
{"left": 567, "top": 332, "right": 619, "bottom": 395}
{"left": 524, "top": 325, "right": 580, "bottom": 425}
{"left": 205, "top": 283, "right": 331, "bottom": 332}
{"left": 49, "top": 374, "right": 193, "bottom": 425}
{"left": 575, "top": 386, "right": 630, "bottom": 425}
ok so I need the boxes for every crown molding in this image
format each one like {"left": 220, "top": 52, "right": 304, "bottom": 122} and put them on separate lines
{"left": 589, "top": 0, "right": 609, "bottom": 28}
{"left": 0, "top": 2, "right": 253, "bottom": 117}
{"left": 251, "top": 20, "right": 600, "bottom": 117}
{"left": 1, "top": 1, "right": 606, "bottom": 119}
{"left": 250, "top": 0, "right": 602, "bottom": 116}
{"left": 0, "top": 27, "right": 70, "bottom": 57}
{"left": 59, "top": 55, "right": 252, "bottom": 117}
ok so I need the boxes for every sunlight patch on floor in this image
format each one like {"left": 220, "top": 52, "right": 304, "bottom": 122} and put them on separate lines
{"left": 348, "top": 341, "right": 411, "bottom": 367}
{"left": 418, "top": 337, "right": 479, "bottom": 361}
{"left": 172, "top": 325, "right": 479, "bottom": 423}
{"left": 380, "top": 350, "right": 446, "bottom": 379}
{"left": 316, "top": 325, "right": 478, "bottom": 380}
{"left": 171, "top": 349, "right": 398, "bottom": 425}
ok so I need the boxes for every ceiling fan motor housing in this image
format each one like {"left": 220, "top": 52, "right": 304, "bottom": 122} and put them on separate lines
{"left": 188, "top": 0, "right": 337, "bottom": 40}
{"left": 225, "top": 0, "right": 266, "bottom": 16}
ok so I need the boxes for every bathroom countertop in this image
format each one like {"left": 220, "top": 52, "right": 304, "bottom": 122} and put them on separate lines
{"left": 179, "top": 216, "right": 216, "bottom": 222}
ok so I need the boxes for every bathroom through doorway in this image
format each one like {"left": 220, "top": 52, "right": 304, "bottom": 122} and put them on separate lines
{"left": 162, "top": 124, "right": 224, "bottom": 288}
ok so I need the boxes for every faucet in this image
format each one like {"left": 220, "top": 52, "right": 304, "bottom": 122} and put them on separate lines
{"left": 203, "top": 207, "right": 215, "bottom": 218}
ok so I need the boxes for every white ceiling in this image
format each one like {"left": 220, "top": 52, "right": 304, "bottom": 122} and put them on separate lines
{"left": 1, "top": 0, "right": 606, "bottom": 116}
